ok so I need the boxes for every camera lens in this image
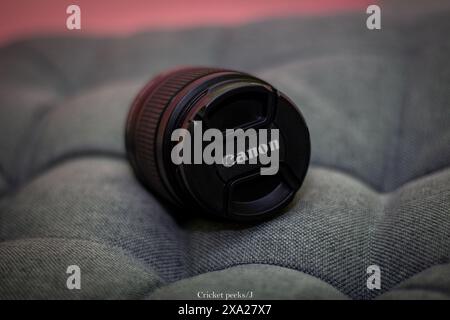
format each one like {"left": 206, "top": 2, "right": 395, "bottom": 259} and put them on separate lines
{"left": 126, "top": 67, "right": 310, "bottom": 221}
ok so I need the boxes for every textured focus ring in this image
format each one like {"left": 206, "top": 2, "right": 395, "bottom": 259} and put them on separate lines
{"left": 127, "top": 67, "right": 223, "bottom": 201}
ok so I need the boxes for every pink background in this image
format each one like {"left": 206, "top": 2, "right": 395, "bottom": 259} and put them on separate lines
{"left": 0, "top": 0, "right": 372, "bottom": 45}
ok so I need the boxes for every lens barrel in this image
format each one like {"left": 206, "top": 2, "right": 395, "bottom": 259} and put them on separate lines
{"left": 126, "top": 67, "right": 310, "bottom": 221}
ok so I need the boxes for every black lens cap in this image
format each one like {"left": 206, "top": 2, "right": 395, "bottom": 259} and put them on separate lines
{"left": 126, "top": 67, "right": 310, "bottom": 222}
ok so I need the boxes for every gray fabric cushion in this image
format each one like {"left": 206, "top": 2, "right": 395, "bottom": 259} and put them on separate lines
{"left": 149, "top": 264, "right": 349, "bottom": 300}
{"left": 0, "top": 0, "right": 449, "bottom": 299}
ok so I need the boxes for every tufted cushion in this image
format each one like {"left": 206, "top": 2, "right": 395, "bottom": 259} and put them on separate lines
{"left": 0, "top": 1, "right": 449, "bottom": 299}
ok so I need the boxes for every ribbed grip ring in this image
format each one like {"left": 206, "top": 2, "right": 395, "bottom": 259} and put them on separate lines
{"left": 126, "top": 67, "right": 223, "bottom": 202}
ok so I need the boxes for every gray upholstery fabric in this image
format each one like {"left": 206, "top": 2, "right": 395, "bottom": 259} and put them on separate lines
{"left": 149, "top": 264, "right": 349, "bottom": 300}
{"left": 0, "top": 0, "right": 449, "bottom": 299}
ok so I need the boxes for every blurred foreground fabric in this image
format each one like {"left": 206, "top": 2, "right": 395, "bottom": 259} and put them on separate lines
{"left": 0, "top": 1, "right": 449, "bottom": 299}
